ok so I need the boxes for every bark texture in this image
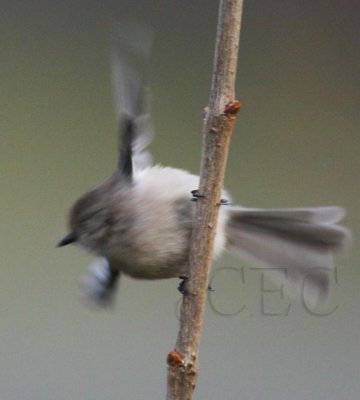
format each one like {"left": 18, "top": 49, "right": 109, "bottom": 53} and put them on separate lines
{"left": 166, "top": 1, "right": 244, "bottom": 399}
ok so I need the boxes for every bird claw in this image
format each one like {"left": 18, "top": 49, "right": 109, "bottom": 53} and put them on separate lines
{"left": 178, "top": 276, "right": 214, "bottom": 294}
{"left": 218, "top": 198, "right": 230, "bottom": 206}
{"left": 191, "top": 189, "right": 204, "bottom": 201}
{"left": 178, "top": 275, "right": 190, "bottom": 295}
{"left": 191, "top": 189, "right": 230, "bottom": 205}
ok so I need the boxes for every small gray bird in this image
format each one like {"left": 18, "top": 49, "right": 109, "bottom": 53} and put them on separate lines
{"left": 58, "top": 25, "right": 351, "bottom": 308}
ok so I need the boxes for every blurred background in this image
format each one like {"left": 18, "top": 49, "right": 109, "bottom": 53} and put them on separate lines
{"left": 1, "top": 1, "right": 359, "bottom": 399}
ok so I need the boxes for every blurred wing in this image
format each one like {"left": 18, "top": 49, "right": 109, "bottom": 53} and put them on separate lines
{"left": 79, "top": 257, "right": 120, "bottom": 308}
{"left": 110, "top": 20, "right": 155, "bottom": 172}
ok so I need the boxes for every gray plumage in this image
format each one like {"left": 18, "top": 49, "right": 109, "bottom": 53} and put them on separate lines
{"left": 226, "top": 207, "right": 350, "bottom": 304}
{"left": 58, "top": 23, "right": 352, "bottom": 308}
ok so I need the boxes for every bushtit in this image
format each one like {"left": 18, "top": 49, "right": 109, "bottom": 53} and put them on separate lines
{"left": 58, "top": 26, "right": 351, "bottom": 308}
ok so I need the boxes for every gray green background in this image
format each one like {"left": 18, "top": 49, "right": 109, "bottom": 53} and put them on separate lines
{"left": 1, "top": 1, "right": 359, "bottom": 399}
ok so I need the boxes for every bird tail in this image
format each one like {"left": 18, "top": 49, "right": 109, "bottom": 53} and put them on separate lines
{"left": 226, "top": 206, "right": 351, "bottom": 305}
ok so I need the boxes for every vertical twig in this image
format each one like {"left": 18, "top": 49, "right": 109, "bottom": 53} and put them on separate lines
{"left": 166, "top": 1, "right": 244, "bottom": 399}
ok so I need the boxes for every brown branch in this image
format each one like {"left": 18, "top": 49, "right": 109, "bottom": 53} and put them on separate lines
{"left": 166, "top": 1, "right": 244, "bottom": 399}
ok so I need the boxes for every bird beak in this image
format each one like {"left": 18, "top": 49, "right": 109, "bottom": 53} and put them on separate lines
{"left": 57, "top": 232, "right": 77, "bottom": 247}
